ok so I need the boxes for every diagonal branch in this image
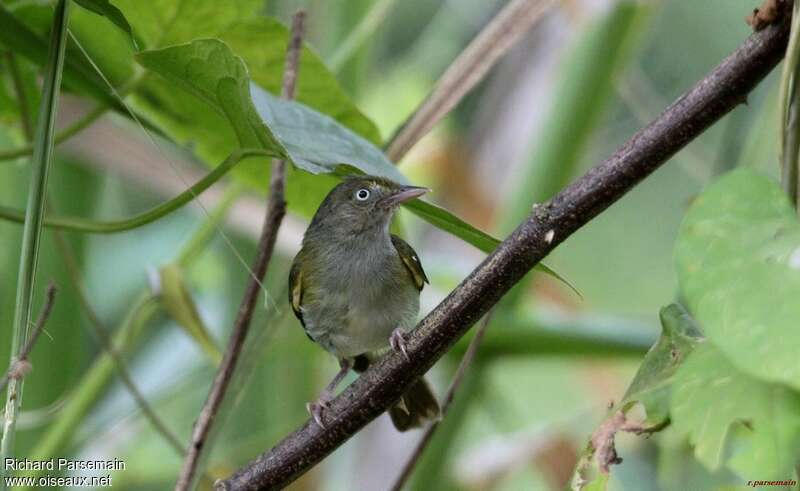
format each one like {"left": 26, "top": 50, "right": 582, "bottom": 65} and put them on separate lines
{"left": 217, "top": 13, "right": 792, "bottom": 491}
{"left": 173, "top": 11, "right": 306, "bottom": 491}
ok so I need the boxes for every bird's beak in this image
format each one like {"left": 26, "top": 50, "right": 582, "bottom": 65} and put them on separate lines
{"left": 382, "top": 185, "right": 430, "bottom": 207}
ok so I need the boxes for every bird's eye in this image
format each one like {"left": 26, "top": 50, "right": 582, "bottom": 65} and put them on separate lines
{"left": 355, "top": 188, "right": 370, "bottom": 201}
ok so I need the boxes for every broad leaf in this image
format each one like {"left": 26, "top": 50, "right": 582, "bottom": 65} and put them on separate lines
{"left": 670, "top": 342, "right": 800, "bottom": 479}
{"left": 136, "top": 40, "right": 283, "bottom": 154}
{"left": 675, "top": 169, "right": 800, "bottom": 389}
{"left": 250, "top": 85, "right": 403, "bottom": 180}
{"left": 0, "top": 3, "right": 118, "bottom": 107}
{"left": 621, "top": 303, "right": 702, "bottom": 423}
{"left": 219, "top": 17, "right": 381, "bottom": 145}
{"left": 112, "top": 0, "right": 263, "bottom": 49}
{"left": 74, "top": 0, "right": 138, "bottom": 46}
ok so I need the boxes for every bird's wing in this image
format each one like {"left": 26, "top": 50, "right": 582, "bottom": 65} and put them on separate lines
{"left": 390, "top": 234, "right": 429, "bottom": 291}
{"left": 288, "top": 255, "right": 306, "bottom": 328}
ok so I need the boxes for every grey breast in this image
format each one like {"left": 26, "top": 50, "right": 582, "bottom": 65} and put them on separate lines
{"left": 302, "top": 235, "right": 420, "bottom": 359}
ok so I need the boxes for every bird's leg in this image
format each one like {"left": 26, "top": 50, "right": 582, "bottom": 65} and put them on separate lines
{"left": 389, "top": 327, "right": 410, "bottom": 361}
{"left": 307, "top": 358, "right": 352, "bottom": 429}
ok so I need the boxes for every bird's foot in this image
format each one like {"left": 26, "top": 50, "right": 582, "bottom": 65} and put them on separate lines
{"left": 390, "top": 328, "right": 411, "bottom": 361}
{"left": 306, "top": 391, "right": 333, "bottom": 429}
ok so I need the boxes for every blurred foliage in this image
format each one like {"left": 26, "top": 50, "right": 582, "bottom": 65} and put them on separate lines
{"left": 0, "top": 0, "right": 798, "bottom": 490}
{"left": 676, "top": 169, "right": 800, "bottom": 389}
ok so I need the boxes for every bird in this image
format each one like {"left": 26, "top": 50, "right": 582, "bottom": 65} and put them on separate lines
{"left": 288, "top": 175, "right": 440, "bottom": 431}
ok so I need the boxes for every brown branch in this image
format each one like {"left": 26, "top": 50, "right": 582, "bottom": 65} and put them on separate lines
{"left": 385, "top": 0, "right": 557, "bottom": 162}
{"left": 0, "top": 282, "right": 57, "bottom": 393}
{"left": 586, "top": 410, "right": 670, "bottom": 476}
{"left": 173, "top": 11, "right": 306, "bottom": 491}
{"left": 217, "top": 14, "right": 791, "bottom": 491}
{"left": 389, "top": 311, "right": 494, "bottom": 491}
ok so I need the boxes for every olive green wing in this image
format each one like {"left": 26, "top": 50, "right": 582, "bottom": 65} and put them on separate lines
{"left": 288, "top": 255, "right": 306, "bottom": 329}
{"left": 390, "top": 234, "right": 429, "bottom": 291}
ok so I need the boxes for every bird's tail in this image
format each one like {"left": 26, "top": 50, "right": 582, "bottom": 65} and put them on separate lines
{"left": 388, "top": 377, "right": 440, "bottom": 431}
{"left": 352, "top": 354, "right": 439, "bottom": 431}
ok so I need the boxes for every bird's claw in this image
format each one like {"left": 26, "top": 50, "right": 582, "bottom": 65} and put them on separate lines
{"left": 306, "top": 396, "right": 332, "bottom": 429}
{"left": 390, "top": 328, "right": 410, "bottom": 361}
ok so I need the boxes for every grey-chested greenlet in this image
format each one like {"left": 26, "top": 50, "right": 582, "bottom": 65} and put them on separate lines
{"left": 288, "top": 176, "right": 440, "bottom": 431}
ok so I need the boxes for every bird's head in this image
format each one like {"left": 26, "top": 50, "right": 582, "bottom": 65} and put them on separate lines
{"left": 308, "top": 176, "right": 429, "bottom": 236}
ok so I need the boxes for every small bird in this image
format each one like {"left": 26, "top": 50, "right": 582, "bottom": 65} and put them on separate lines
{"left": 288, "top": 176, "right": 440, "bottom": 430}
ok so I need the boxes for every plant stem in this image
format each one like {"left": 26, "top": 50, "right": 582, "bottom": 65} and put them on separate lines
{"left": 779, "top": 0, "right": 800, "bottom": 209}
{"left": 218, "top": 13, "right": 792, "bottom": 491}
{"left": 0, "top": 282, "right": 57, "bottom": 394}
{"left": 0, "top": 148, "right": 273, "bottom": 233}
{"left": 173, "top": 11, "right": 305, "bottom": 491}
{"left": 2, "top": 0, "right": 71, "bottom": 476}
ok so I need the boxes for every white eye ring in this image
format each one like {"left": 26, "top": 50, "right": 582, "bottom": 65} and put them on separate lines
{"left": 355, "top": 188, "right": 370, "bottom": 201}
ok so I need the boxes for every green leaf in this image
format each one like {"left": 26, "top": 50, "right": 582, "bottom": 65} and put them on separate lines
{"left": 159, "top": 265, "right": 222, "bottom": 366}
{"left": 111, "top": 0, "right": 263, "bottom": 49}
{"left": 218, "top": 17, "right": 381, "bottom": 145}
{"left": 115, "top": 3, "right": 380, "bottom": 143}
{"left": 135, "top": 39, "right": 396, "bottom": 219}
{"left": 670, "top": 342, "right": 800, "bottom": 479}
{"left": 73, "top": 0, "right": 138, "bottom": 47}
{"left": 579, "top": 473, "right": 609, "bottom": 491}
{"left": 621, "top": 303, "right": 703, "bottom": 423}
{"left": 0, "top": 3, "right": 118, "bottom": 108}
{"left": 675, "top": 168, "right": 800, "bottom": 389}
{"left": 250, "top": 85, "right": 403, "bottom": 180}
{"left": 404, "top": 198, "right": 499, "bottom": 252}
{"left": 136, "top": 40, "right": 282, "bottom": 151}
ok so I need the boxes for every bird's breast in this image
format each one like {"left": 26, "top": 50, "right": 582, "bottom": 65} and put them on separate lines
{"left": 302, "top": 244, "right": 420, "bottom": 358}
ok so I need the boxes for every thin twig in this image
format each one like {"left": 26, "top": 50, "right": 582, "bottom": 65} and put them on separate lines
{"left": 0, "top": 283, "right": 57, "bottom": 394}
{"left": 218, "top": 14, "right": 792, "bottom": 491}
{"left": 173, "top": 11, "right": 306, "bottom": 491}
{"left": 385, "top": 0, "right": 557, "bottom": 162}
{"left": 389, "top": 311, "right": 494, "bottom": 491}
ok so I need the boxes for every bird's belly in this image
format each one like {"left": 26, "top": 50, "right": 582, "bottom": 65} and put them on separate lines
{"left": 303, "top": 281, "right": 419, "bottom": 359}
